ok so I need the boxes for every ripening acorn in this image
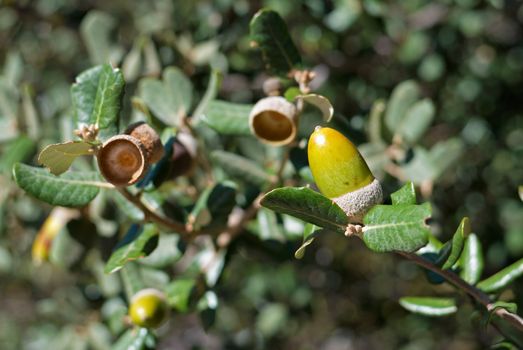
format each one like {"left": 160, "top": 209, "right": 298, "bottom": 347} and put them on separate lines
{"left": 308, "top": 126, "right": 383, "bottom": 223}
{"left": 249, "top": 96, "right": 297, "bottom": 146}
{"left": 128, "top": 288, "right": 169, "bottom": 329}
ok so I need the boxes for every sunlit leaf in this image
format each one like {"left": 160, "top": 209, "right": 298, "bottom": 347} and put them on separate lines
{"left": 104, "top": 224, "right": 159, "bottom": 274}
{"left": 13, "top": 163, "right": 108, "bottom": 207}
{"left": 202, "top": 100, "right": 252, "bottom": 135}
{"left": 298, "top": 94, "right": 333, "bottom": 122}
{"left": 363, "top": 203, "right": 431, "bottom": 252}
{"left": 166, "top": 278, "right": 197, "bottom": 313}
{"left": 37, "top": 141, "right": 93, "bottom": 176}
{"left": 211, "top": 151, "right": 272, "bottom": 187}
{"left": 459, "top": 233, "right": 484, "bottom": 284}
{"left": 391, "top": 182, "right": 416, "bottom": 205}
{"left": 477, "top": 258, "right": 523, "bottom": 293}
{"left": 250, "top": 9, "right": 301, "bottom": 76}
{"left": 261, "top": 187, "right": 348, "bottom": 233}
{"left": 399, "top": 296, "right": 457, "bottom": 316}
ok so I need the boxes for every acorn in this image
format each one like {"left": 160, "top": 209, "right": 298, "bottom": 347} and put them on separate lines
{"left": 128, "top": 288, "right": 169, "bottom": 329}
{"left": 124, "top": 122, "right": 164, "bottom": 163}
{"left": 249, "top": 96, "right": 297, "bottom": 146}
{"left": 308, "top": 126, "right": 383, "bottom": 223}
{"left": 152, "top": 132, "right": 198, "bottom": 187}
{"left": 97, "top": 123, "right": 164, "bottom": 187}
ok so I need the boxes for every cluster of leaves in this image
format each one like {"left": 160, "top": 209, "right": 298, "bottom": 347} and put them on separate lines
{"left": 1, "top": 1, "right": 523, "bottom": 349}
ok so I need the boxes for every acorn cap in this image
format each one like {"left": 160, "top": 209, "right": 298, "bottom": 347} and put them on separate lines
{"left": 97, "top": 134, "right": 148, "bottom": 187}
{"left": 249, "top": 96, "right": 297, "bottom": 146}
{"left": 129, "top": 288, "right": 169, "bottom": 329}
{"left": 332, "top": 178, "right": 383, "bottom": 223}
{"left": 125, "top": 122, "right": 164, "bottom": 164}
{"left": 308, "top": 126, "right": 382, "bottom": 222}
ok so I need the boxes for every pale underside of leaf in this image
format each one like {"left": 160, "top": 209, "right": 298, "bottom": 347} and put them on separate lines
{"left": 38, "top": 141, "right": 93, "bottom": 175}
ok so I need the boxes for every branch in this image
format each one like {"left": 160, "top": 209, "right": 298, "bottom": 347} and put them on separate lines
{"left": 397, "top": 251, "right": 523, "bottom": 334}
{"left": 117, "top": 187, "right": 191, "bottom": 239}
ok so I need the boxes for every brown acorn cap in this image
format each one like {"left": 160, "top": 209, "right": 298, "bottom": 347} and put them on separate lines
{"left": 332, "top": 179, "right": 383, "bottom": 224}
{"left": 249, "top": 96, "right": 297, "bottom": 146}
{"left": 124, "top": 122, "right": 164, "bottom": 164}
{"left": 97, "top": 135, "right": 148, "bottom": 187}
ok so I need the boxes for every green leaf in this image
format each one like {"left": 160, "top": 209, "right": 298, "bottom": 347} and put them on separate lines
{"left": 139, "top": 67, "right": 193, "bottom": 126}
{"left": 197, "top": 291, "right": 219, "bottom": 330}
{"left": 400, "top": 139, "right": 465, "bottom": 184}
{"left": 284, "top": 87, "right": 301, "bottom": 101}
{"left": 367, "top": 99, "right": 386, "bottom": 145}
{"left": 395, "top": 99, "right": 435, "bottom": 144}
{"left": 120, "top": 262, "right": 146, "bottom": 300}
{"left": 261, "top": 187, "right": 349, "bottom": 233}
{"left": 429, "top": 138, "right": 465, "bottom": 179}
{"left": 298, "top": 94, "right": 333, "bottom": 122}
{"left": 257, "top": 208, "right": 286, "bottom": 242}
{"left": 459, "top": 233, "right": 484, "bottom": 284}
{"left": 37, "top": 141, "right": 93, "bottom": 176}
{"left": 490, "top": 301, "right": 518, "bottom": 314}
{"left": 324, "top": 0, "right": 361, "bottom": 32}
{"left": 187, "top": 182, "right": 237, "bottom": 231}
{"left": 112, "top": 327, "right": 156, "bottom": 350}
{"left": 362, "top": 203, "right": 432, "bottom": 253}
{"left": 12, "top": 163, "right": 107, "bottom": 207}
{"left": 399, "top": 296, "right": 457, "bottom": 316}
{"left": 0, "top": 135, "right": 35, "bottom": 173}
{"left": 249, "top": 9, "right": 301, "bottom": 76}
{"left": 3, "top": 50, "right": 23, "bottom": 87}
{"left": 112, "top": 190, "right": 145, "bottom": 222}
{"left": 294, "top": 223, "right": 322, "bottom": 259}
{"left": 384, "top": 80, "right": 420, "bottom": 134}
{"left": 80, "top": 11, "right": 116, "bottom": 65}
{"left": 141, "top": 234, "right": 183, "bottom": 268}
{"left": 166, "top": 278, "right": 197, "bottom": 313}
{"left": 391, "top": 182, "right": 417, "bottom": 205}
{"left": 195, "top": 248, "right": 226, "bottom": 287}
{"left": 441, "top": 217, "right": 471, "bottom": 270}
{"left": 201, "top": 100, "right": 253, "bottom": 135}
{"left": 192, "top": 70, "right": 222, "bottom": 123}
{"left": 211, "top": 150, "right": 272, "bottom": 187}
{"left": 104, "top": 224, "right": 159, "bottom": 274}
{"left": 90, "top": 64, "right": 125, "bottom": 132}
{"left": 477, "top": 258, "right": 523, "bottom": 293}
{"left": 71, "top": 65, "right": 103, "bottom": 129}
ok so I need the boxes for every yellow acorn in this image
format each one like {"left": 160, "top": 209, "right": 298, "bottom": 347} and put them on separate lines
{"left": 129, "top": 288, "right": 169, "bottom": 329}
{"left": 308, "top": 126, "right": 383, "bottom": 223}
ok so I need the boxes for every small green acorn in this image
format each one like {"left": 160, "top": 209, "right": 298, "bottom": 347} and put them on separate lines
{"left": 128, "top": 288, "right": 169, "bottom": 329}
{"left": 308, "top": 126, "right": 383, "bottom": 223}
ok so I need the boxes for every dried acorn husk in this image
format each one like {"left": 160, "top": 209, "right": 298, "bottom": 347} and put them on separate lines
{"left": 249, "top": 96, "right": 297, "bottom": 146}
{"left": 152, "top": 132, "right": 197, "bottom": 187}
{"left": 124, "top": 122, "right": 164, "bottom": 163}
{"left": 97, "top": 135, "right": 148, "bottom": 187}
{"left": 308, "top": 126, "right": 383, "bottom": 223}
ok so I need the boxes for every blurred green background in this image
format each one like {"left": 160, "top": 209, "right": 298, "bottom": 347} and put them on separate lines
{"left": 1, "top": 0, "right": 522, "bottom": 349}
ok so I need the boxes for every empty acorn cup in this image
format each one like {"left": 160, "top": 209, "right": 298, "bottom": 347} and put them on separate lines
{"left": 249, "top": 96, "right": 297, "bottom": 146}
{"left": 97, "top": 134, "right": 148, "bottom": 186}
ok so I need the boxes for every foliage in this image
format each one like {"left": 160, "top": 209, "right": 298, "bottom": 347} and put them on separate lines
{"left": 1, "top": 1, "right": 522, "bottom": 349}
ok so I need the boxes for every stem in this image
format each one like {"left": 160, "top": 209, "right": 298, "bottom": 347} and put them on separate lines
{"left": 117, "top": 187, "right": 191, "bottom": 239}
{"left": 397, "top": 251, "right": 523, "bottom": 334}
{"left": 217, "top": 147, "right": 291, "bottom": 248}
